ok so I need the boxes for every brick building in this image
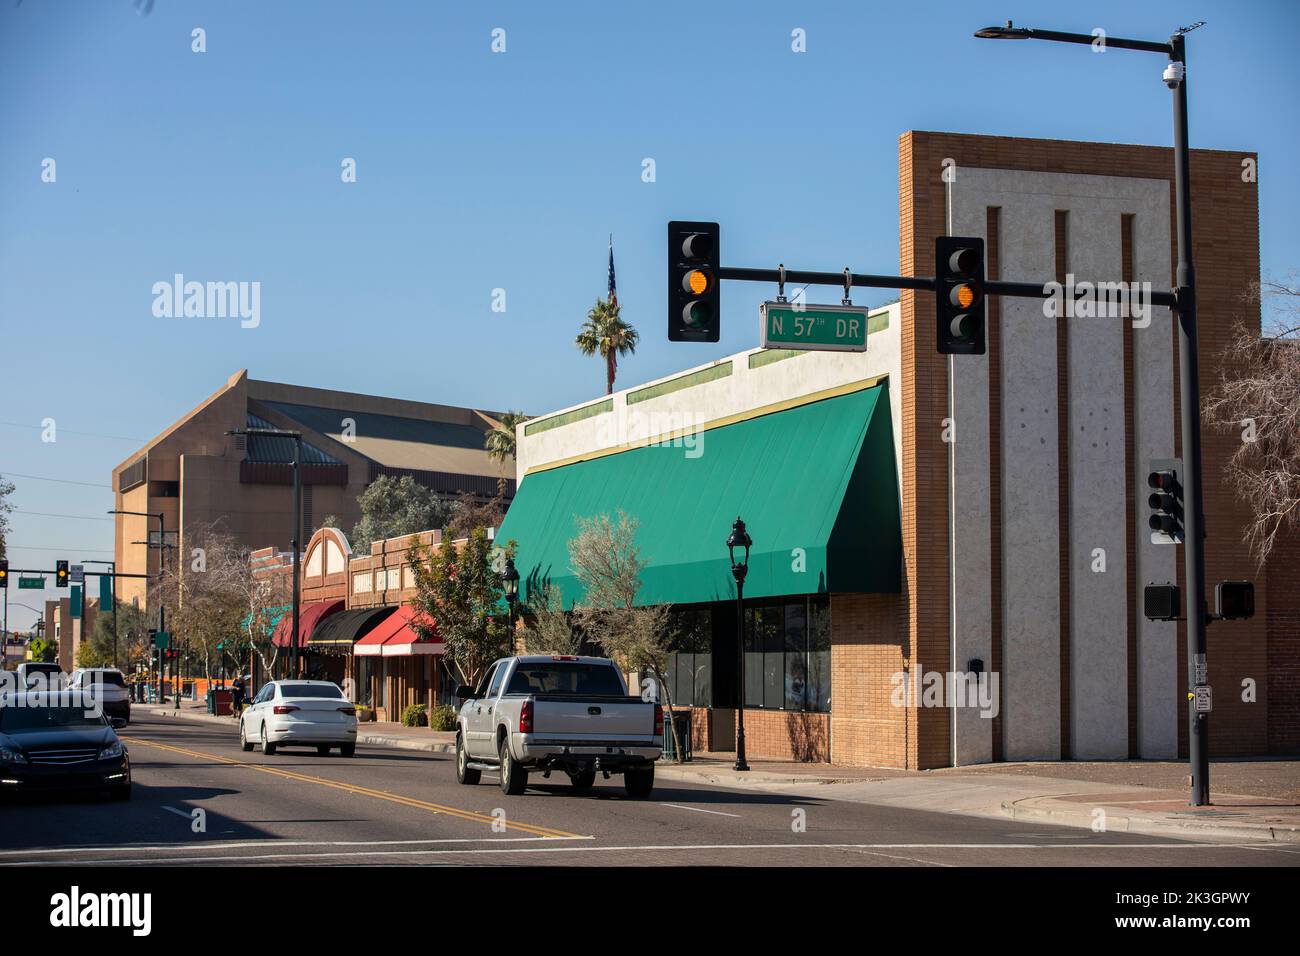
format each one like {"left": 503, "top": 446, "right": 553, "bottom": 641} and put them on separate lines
{"left": 493, "top": 131, "right": 1291, "bottom": 768}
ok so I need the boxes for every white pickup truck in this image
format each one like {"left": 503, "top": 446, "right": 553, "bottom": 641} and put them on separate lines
{"left": 453, "top": 655, "right": 662, "bottom": 798}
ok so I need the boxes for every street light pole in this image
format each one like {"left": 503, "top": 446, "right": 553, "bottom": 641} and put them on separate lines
{"left": 111, "top": 509, "right": 167, "bottom": 701}
{"left": 976, "top": 20, "right": 1212, "bottom": 805}
{"left": 727, "top": 517, "right": 752, "bottom": 772}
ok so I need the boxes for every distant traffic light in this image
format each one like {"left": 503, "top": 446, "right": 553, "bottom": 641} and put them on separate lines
{"left": 55, "top": 560, "right": 69, "bottom": 588}
{"left": 936, "top": 236, "right": 986, "bottom": 355}
{"left": 0, "top": 558, "right": 7, "bottom": 589}
{"left": 1147, "top": 468, "right": 1184, "bottom": 543}
{"left": 668, "top": 220, "right": 720, "bottom": 343}
{"left": 1215, "top": 581, "right": 1255, "bottom": 620}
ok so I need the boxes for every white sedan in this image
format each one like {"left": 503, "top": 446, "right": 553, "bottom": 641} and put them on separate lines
{"left": 239, "top": 680, "right": 358, "bottom": 756}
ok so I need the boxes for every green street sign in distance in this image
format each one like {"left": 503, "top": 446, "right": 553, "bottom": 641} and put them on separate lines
{"left": 18, "top": 576, "right": 45, "bottom": 589}
{"left": 760, "top": 301, "right": 870, "bottom": 352}
{"left": 153, "top": 631, "right": 171, "bottom": 649}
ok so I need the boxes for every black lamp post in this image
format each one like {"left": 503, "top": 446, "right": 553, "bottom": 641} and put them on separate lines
{"left": 501, "top": 556, "right": 520, "bottom": 647}
{"left": 975, "top": 18, "right": 1212, "bottom": 806}
{"left": 727, "top": 517, "right": 752, "bottom": 772}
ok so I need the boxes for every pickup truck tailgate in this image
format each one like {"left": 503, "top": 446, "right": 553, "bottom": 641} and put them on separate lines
{"left": 531, "top": 696, "right": 654, "bottom": 740}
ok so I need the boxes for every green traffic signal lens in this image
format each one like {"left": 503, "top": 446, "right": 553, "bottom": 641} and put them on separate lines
{"left": 950, "top": 314, "right": 975, "bottom": 340}
{"left": 682, "top": 301, "right": 713, "bottom": 328}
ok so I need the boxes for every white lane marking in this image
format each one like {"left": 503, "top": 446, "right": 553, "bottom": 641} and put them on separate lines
{"left": 6, "top": 840, "right": 1280, "bottom": 867}
{"left": 0, "top": 835, "right": 592, "bottom": 859}
{"left": 660, "top": 803, "right": 742, "bottom": 818}
{"left": 160, "top": 806, "right": 192, "bottom": 819}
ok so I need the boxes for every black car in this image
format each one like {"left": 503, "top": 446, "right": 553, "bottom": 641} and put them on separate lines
{"left": 0, "top": 692, "right": 131, "bottom": 800}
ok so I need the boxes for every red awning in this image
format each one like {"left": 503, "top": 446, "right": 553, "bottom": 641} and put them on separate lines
{"left": 354, "top": 604, "right": 442, "bottom": 657}
{"left": 271, "top": 600, "right": 344, "bottom": 649}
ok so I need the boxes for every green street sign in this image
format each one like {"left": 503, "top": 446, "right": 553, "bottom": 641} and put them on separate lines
{"left": 18, "top": 576, "right": 45, "bottom": 590}
{"left": 760, "top": 301, "right": 870, "bottom": 352}
{"left": 153, "top": 631, "right": 171, "bottom": 649}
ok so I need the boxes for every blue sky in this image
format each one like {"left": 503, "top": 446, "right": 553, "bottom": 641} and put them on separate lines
{"left": 1, "top": 0, "right": 1297, "bottom": 629}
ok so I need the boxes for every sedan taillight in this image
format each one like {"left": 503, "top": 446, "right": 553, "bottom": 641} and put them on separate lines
{"left": 337, "top": 706, "right": 356, "bottom": 716}
{"left": 272, "top": 705, "right": 299, "bottom": 715}
{"left": 519, "top": 699, "right": 533, "bottom": 734}
{"left": 654, "top": 704, "right": 664, "bottom": 737}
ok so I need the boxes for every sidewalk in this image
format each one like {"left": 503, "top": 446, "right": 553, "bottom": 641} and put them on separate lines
{"left": 147, "top": 703, "right": 1299, "bottom": 843}
{"left": 654, "top": 751, "right": 1300, "bottom": 844}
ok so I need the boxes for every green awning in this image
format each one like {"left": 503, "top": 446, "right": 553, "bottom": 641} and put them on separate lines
{"left": 497, "top": 380, "right": 900, "bottom": 608}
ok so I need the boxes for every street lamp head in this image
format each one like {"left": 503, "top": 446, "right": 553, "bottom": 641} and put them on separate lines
{"left": 975, "top": 20, "right": 1032, "bottom": 40}
{"left": 726, "top": 516, "right": 752, "bottom": 569}
{"left": 500, "top": 555, "right": 520, "bottom": 604}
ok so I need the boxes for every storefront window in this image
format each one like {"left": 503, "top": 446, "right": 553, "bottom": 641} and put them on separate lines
{"left": 666, "top": 606, "right": 712, "bottom": 708}
{"left": 745, "top": 596, "right": 830, "bottom": 714}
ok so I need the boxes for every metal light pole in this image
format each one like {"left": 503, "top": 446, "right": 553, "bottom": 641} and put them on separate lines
{"left": 228, "top": 428, "right": 303, "bottom": 678}
{"left": 501, "top": 556, "right": 520, "bottom": 650}
{"left": 976, "top": 19, "right": 1212, "bottom": 805}
{"left": 727, "top": 517, "right": 752, "bottom": 772}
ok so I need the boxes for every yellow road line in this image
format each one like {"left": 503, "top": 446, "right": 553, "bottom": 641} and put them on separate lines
{"left": 122, "top": 736, "right": 580, "bottom": 840}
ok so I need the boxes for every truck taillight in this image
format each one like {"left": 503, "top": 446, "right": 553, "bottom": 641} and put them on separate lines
{"left": 654, "top": 704, "right": 664, "bottom": 737}
{"left": 520, "top": 699, "right": 533, "bottom": 734}
{"left": 273, "top": 705, "right": 299, "bottom": 715}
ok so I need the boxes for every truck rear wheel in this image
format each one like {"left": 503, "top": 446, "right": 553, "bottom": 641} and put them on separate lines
{"left": 624, "top": 765, "right": 654, "bottom": 799}
{"left": 499, "top": 736, "right": 527, "bottom": 795}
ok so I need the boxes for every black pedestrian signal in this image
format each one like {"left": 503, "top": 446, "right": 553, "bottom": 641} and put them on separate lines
{"left": 1147, "top": 469, "right": 1184, "bottom": 543}
{"left": 55, "top": 560, "right": 69, "bottom": 588}
{"left": 668, "top": 220, "right": 720, "bottom": 343}
{"left": 1215, "top": 581, "right": 1255, "bottom": 620}
{"left": 1144, "top": 584, "right": 1180, "bottom": 621}
{"left": 936, "top": 236, "right": 986, "bottom": 355}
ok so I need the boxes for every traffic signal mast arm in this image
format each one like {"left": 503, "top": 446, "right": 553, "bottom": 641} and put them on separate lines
{"left": 715, "top": 264, "right": 1179, "bottom": 307}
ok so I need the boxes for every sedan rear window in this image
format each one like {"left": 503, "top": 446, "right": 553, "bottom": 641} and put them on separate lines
{"left": 506, "top": 663, "right": 624, "bottom": 697}
{"left": 279, "top": 683, "right": 344, "bottom": 699}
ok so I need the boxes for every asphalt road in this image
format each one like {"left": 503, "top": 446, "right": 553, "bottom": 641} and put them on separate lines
{"left": 2, "top": 717, "right": 1296, "bottom": 867}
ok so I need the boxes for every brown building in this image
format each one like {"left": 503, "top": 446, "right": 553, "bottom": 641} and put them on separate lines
{"left": 111, "top": 370, "right": 517, "bottom": 609}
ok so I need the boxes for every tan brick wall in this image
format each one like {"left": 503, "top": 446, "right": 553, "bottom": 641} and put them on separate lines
{"left": 830, "top": 592, "right": 908, "bottom": 767}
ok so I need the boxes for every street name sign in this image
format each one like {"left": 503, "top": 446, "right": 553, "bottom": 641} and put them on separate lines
{"left": 760, "top": 301, "right": 869, "bottom": 353}
{"left": 18, "top": 576, "right": 44, "bottom": 590}
{"left": 70, "top": 563, "right": 84, "bottom": 584}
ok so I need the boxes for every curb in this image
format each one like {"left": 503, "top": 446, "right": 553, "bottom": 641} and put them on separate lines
{"left": 1000, "top": 795, "right": 1300, "bottom": 844}
{"left": 654, "top": 764, "right": 857, "bottom": 787}
{"left": 147, "top": 708, "right": 455, "bottom": 754}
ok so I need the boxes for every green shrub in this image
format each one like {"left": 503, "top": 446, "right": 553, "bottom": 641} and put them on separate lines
{"left": 400, "top": 704, "right": 428, "bottom": 728}
{"left": 428, "top": 704, "right": 458, "bottom": 731}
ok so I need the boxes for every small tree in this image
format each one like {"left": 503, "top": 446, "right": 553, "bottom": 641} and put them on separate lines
{"left": 0, "top": 476, "right": 14, "bottom": 560}
{"left": 485, "top": 411, "right": 527, "bottom": 498}
{"left": 156, "top": 523, "right": 250, "bottom": 682}
{"left": 445, "top": 491, "right": 505, "bottom": 541}
{"left": 1203, "top": 277, "right": 1300, "bottom": 565}
{"left": 518, "top": 583, "right": 583, "bottom": 656}
{"left": 407, "top": 526, "right": 512, "bottom": 690}
{"left": 79, "top": 602, "right": 149, "bottom": 669}
{"left": 351, "top": 475, "right": 453, "bottom": 552}
{"left": 567, "top": 511, "right": 684, "bottom": 761}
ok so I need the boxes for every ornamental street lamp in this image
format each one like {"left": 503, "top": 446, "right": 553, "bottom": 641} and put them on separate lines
{"left": 501, "top": 555, "right": 520, "bottom": 652}
{"left": 976, "top": 18, "right": 1213, "bottom": 806}
{"left": 727, "top": 516, "right": 752, "bottom": 772}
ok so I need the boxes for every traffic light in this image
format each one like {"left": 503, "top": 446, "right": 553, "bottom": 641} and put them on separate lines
{"left": 0, "top": 558, "right": 7, "bottom": 589}
{"left": 55, "top": 560, "right": 69, "bottom": 588}
{"left": 1147, "top": 468, "right": 1184, "bottom": 543}
{"left": 935, "top": 236, "right": 986, "bottom": 355}
{"left": 1215, "top": 581, "right": 1255, "bottom": 620}
{"left": 668, "top": 220, "right": 720, "bottom": 342}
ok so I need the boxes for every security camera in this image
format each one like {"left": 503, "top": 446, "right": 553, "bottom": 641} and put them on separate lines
{"left": 1163, "top": 61, "right": 1185, "bottom": 89}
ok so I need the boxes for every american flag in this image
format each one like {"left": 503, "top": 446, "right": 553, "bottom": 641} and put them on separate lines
{"left": 607, "top": 235, "right": 617, "bottom": 308}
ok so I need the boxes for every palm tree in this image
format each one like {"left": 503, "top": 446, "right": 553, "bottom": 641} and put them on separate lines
{"left": 485, "top": 411, "right": 527, "bottom": 497}
{"left": 575, "top": 298, "right": 639, "bottom": 395}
